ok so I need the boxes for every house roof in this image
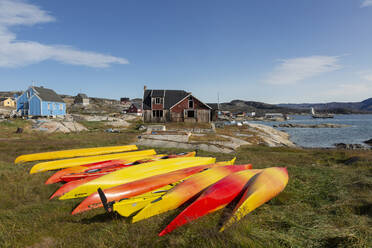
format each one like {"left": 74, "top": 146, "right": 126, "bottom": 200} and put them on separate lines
{"left": 132, "top": 102, "right": 142, "bottom": 109}
{"left": 32, "top": 86, "right": 65, "bottom": 103}
{"left": 143, "top": 89, "right": 190, "bottom": 110}
{"left": 0, "top": 97, "right": 13, "bottom": 101}
{"left": 151, "top": 90, "right": 165, "bottom": 98}
{"left": 207, "top": 103, "right": 219, "bottom": 110}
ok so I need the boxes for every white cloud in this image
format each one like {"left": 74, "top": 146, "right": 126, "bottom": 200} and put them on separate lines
{"left": 0, "top": 0, "right": 128, "bottom": 68}
{"left": 358, "top": 71, "right": 372, "bottom": 81}
{"left": 265, "top": 55, "right": 342, "bottom": 85}
{"left": 361, "top": 0, "right": 372, "bottom": 7}
{"left": 324, "top": 83, "right": 372, "bottom": 100}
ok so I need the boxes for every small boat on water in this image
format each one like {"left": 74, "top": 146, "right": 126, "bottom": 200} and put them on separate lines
{"left": 311, "top": 107, "right": 334, "bottom": 119}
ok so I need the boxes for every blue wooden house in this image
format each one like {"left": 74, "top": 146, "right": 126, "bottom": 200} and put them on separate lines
{"left": 16, "top": 86, "right": 66, "bottom": 117}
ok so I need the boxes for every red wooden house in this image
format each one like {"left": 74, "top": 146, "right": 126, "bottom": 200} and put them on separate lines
{"left": 127, "top": 102, "right": 142, "bottom": 115}
{"left": 142, "top": 89, "right": 214, "bottom": 123}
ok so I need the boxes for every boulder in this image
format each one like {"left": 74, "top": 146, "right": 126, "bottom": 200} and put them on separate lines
{"left": 364, "top": 139, "right": 372, "bottom": 146}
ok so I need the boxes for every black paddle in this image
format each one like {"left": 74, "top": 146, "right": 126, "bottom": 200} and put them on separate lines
{"left": 98, "top": 188, "right": 114, "bottom": 213}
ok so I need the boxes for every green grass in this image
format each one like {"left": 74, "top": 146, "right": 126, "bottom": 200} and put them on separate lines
{"left": 0, "top": 120, "right": 371, "bottom": 247}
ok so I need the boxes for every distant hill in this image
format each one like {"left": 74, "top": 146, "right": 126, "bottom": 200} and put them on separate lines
{"left": 277, "top": 98, "right": 372, "bottom": 113}
{"left": 217, "top": 100, "right": 301, "bottom": 115}
{"left": 0, "top": 91, "right": 22, "bottom": 98}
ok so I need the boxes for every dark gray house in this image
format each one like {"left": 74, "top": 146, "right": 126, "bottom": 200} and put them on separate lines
{"left": 143, "top": 89, "right": 212, "bottom": 123}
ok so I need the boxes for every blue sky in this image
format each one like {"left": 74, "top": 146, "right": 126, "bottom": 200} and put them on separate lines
{"left": 0, "top": 0, "right": 372, "bottom": 103}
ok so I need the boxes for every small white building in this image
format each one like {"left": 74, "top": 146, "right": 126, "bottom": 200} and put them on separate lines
{"left": 74, "top": 93, "right": 89, "bottom": 106}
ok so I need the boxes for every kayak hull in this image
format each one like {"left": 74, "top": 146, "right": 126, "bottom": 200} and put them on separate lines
{"left": 220, "top": 167, "right": 289, "bottom": 232}
{"left": 60, "top": 157, "right": 216, "bottom": 200}
{"left": 158, "top": 169, "right": 260, "bottom": 236}
{"left": 58, "top": 152, "right": 196, "bottom": 183}
{"left": 50, "top": 176, "right": 100, "bottom": 199}
{"left": 45, "top": 152, "right": 195, "bottom": 184}
{"left": 132, "top": 164, "right": 253, "bottom": 224}
{"left": 45, "top": 159, "right": 128, "bottom": 184}
{"left": 15, "top": 145, "right": 138, "bottom": 164}
{"left": 72, "top": 159, "right": 233, "bottom": 215}
{"left": 30, "top": 149, "right": 157, "bottom": 174}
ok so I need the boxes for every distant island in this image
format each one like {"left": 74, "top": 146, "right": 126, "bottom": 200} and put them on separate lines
{"left": 215, "top": 98, "right": 372, "bottom": 115}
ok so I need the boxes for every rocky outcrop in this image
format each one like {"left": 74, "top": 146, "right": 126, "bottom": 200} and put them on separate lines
{"left": 136, "top": 122, "right": 295, "bottom": 153}
{"left": 334, "top": 143, "right": 366, "bottom": 150}
{"left": 275, "top": 123, "right": 350, "bottom": 128}
{"left": 136, "top": 133, "right": 250, "bottom": 154}
{"left": 244, "top": 123, "right": 296, "bottom": 147}
{"left": 32, "top": 120, "right": 88, "bottom": 133}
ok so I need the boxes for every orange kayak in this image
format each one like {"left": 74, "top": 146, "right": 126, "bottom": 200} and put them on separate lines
{"left": 49, "top": 176, "right": 100, "bottom": 199}
{"left": 71, "top": 160, "right": 235, "bottom": 215}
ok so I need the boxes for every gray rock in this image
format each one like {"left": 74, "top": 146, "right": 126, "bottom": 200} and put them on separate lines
{"left": 364, "top": 139, "right": 372, "bottom": 146}
{"left": 278, "top": 123, "right": 350, "bottom": 128}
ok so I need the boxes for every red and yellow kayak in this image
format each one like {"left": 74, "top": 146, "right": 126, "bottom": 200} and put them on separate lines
{"left": 71, "top": 159, "right": 235, "bottom": 215}
{"left": 60, "top": 157, "right": 216, "bottom": 200}
{"left": 220, "top": 167, "right": 288, "bottom": 232}
{"left": 45, "top": 159, "right": 134, "bottom": 184}
{"left": 132, "top": 164, "right": 253, "bottom": 223}
{"left": 51, "top": 153, "right": 197, "bottom": 199}
{"left": 50, "top": 176, "right": 100, "bottom": 199}
{"left": 45, "top": 152, "right": 195, "bottom": 184}
{"left": 158, "top": 169, "right": 261, "bottom": 236}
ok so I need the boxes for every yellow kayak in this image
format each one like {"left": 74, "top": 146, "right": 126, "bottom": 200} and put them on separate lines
{"left": 131, "top": 164, "right": 252, "bottom": 223}
{"left": 112, "top": 159, "right": 236, "bottom": 217}
{"left": 113, "top": 187, "right": 173, "bottom": 217}
{"left": 29, "top": 149, "right": 156, "bottom": 174}
{"left": 15, "top": 145, "right": 138, "bottom": 164}
{"left": 59, "top": 157, "right": 216, "bottom": 200}
{"left": 220, "top": 167, "right": 289, "bottom": 232}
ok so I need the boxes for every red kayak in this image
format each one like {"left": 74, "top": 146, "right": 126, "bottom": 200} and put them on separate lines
{"left": 45, "top": 159, "right": 141, "bottom": 184}
{"left": 60, "top": 163, "right": 136, "bottom": 182}
{"left": 158, "top": 169, "right": 260, "bottom": 236}
{"left": 220, "top": 167, "right": 288, "bottom": 231}
{"left": 45, "top": 152, "right": 195, "bottom": 184}
{"left": 71, "top": 161, "right": 232, "bottom": 215}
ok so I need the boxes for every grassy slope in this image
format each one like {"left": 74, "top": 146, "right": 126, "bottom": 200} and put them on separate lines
{"left": 0, "top": 120, "right": 371, "bottom": 248}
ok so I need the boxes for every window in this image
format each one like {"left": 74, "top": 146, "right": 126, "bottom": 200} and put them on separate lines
{"left": 187, "top": 110, "right": 195, "bottom": 118}
{"left": 188, "top": 99, "right": 194, "bottom": 108}
{"left": 154, "top": 97, "right": 163, "bottom": 104}
{"left": 26, "top": 91, "right": 30, "bottom": 98}
{"left": 48, "top": 103, "right": 51, "bottom": 110}
{"left": 53, "top": 103, "right": 56, "bottom": 110}
{"left": 59, "top": 104, "right": 63, "bottom": 110}
{"left": 152, "top": 110, "right": 163, "bottom": 117}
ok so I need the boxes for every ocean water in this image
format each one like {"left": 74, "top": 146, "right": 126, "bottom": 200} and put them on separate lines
{"left": 253, "top": 114, "right": 372, "bottom": 148}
